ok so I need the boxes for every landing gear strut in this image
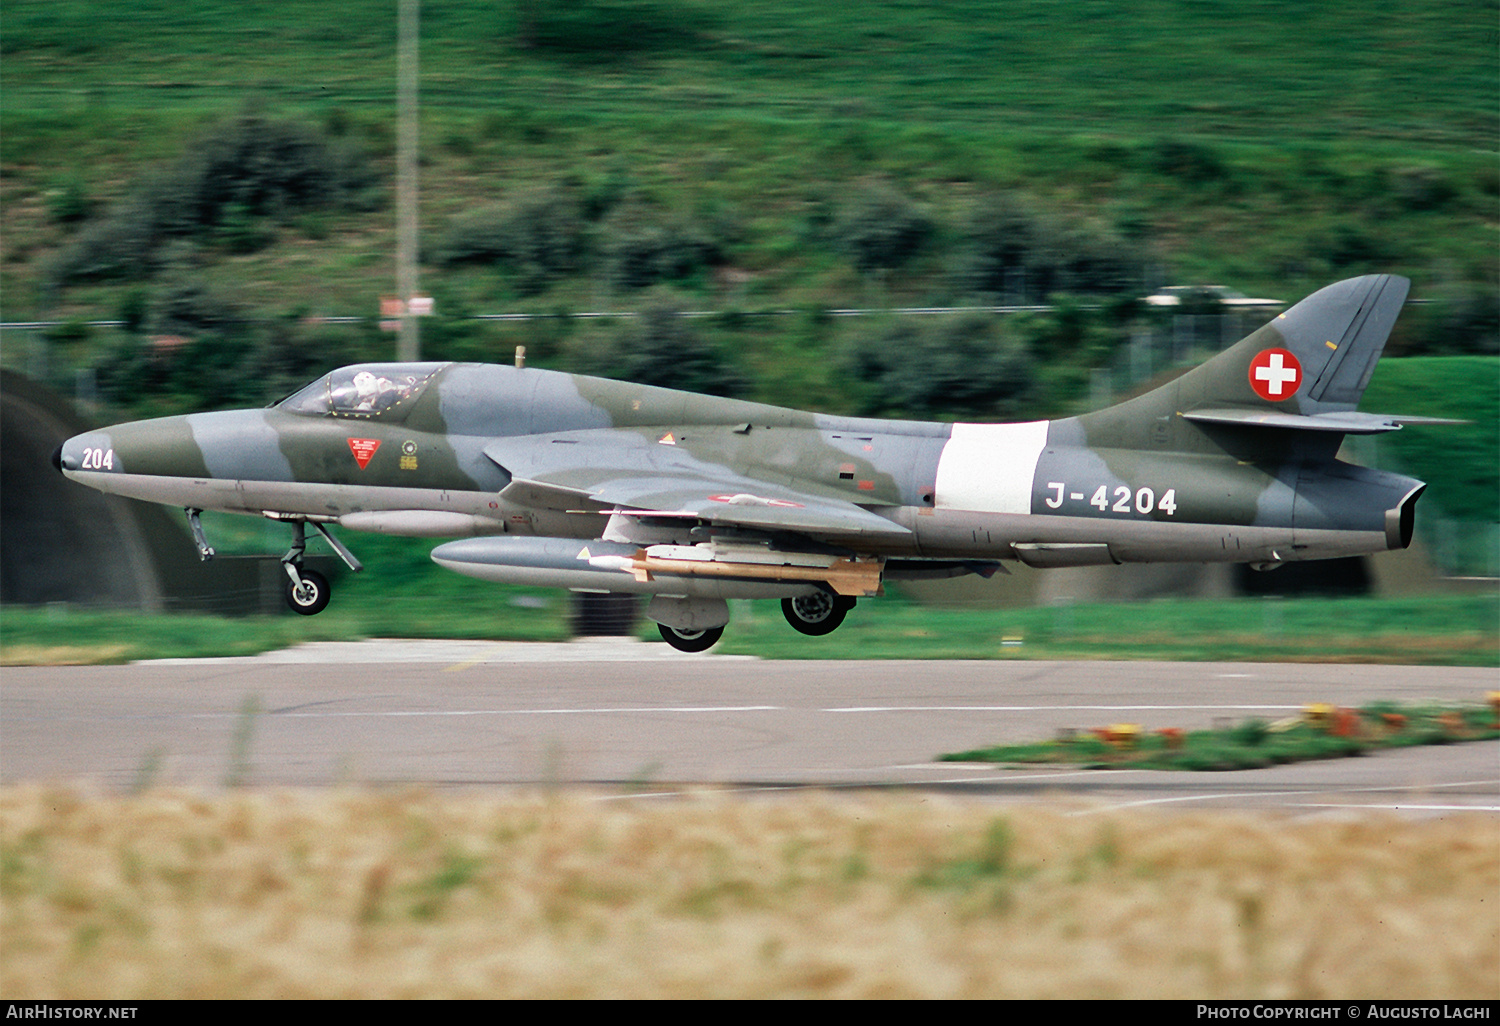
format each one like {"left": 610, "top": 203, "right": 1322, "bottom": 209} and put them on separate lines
{"left": 279, "top": 518, "right": 362, "bottom": 616}
{"left": 782, "top": 592, "right": 855, "bottom": 636}
{"left": 185, "top": 508, "right": 215, "bottom": 561}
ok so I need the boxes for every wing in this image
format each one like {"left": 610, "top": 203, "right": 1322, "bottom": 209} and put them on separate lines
{"left": 483, "top": 430, "right": 910, "bottom": 542}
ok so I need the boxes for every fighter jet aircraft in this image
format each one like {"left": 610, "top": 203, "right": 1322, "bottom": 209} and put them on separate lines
{"left": 57, "top": 274, "right": 1447, "bottom": 650}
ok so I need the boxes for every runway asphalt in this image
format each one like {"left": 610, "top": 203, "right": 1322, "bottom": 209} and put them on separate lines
{"left": 3, "top": 640, "right": 1496, "bottom": 813}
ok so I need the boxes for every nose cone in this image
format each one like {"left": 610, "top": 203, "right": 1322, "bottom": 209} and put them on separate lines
{"left": 55, "top": 416, "right": 209, "bottom": 499}
{"left": 55, "top": 410, "right": 294, "bottom": 508}
{"left": 55, "top": 431, "right": 110, "bottom": 479}
{"left": 58, "top": 415, "right": 216, "bottom": 484}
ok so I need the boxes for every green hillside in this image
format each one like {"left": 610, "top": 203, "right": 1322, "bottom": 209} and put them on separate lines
{"left": 1358, "top": 356, "right": 1499, "bottom": 574}
{"left": 1363, "top": 358, "right": 1497, "bottom": 522}
{"left": 6, "top": 1, "right": 1494, "bottom": 144}
{"left": 3, "top": 1, "right": 1495, "bottom": 420}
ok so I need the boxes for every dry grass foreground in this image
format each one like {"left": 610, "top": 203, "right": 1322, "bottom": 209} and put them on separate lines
{"left": 2, "top": 786, "right": 1496, "bottom": 999}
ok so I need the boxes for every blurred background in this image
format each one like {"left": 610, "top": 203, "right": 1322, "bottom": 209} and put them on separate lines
{"left": 3, "top": 0, "right": 1495, "bottom": 621}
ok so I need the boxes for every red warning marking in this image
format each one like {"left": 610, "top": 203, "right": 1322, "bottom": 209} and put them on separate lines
{"left": 1249, "top": 348, "right": 1302, "bottom": 402}
{"left": 707, "top": 493, "right": 805, "bottom": 508}
{"left": 347, "top": 437, "right": 381, "bottom": 468}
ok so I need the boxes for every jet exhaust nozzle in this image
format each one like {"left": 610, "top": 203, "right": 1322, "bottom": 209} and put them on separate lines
{"left": 1386, "top": 483, "right": 1426, "bottom": 551}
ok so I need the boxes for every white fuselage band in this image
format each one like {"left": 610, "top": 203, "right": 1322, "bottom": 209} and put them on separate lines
{"left": 933, "top": 421, "right": 1049, "bottom": 515}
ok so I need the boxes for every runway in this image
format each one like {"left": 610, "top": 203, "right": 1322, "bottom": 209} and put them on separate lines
{"left": 3, "top": 640, "right": 1496, "bottom": 813}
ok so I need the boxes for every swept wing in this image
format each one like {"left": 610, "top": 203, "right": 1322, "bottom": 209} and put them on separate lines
{"left": 482, "top": 431, "right": 911, "bottom": 542}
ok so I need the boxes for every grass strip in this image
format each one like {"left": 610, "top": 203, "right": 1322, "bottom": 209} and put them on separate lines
{"left": 2, "top": 592, "right": 1496, "bottom": 665}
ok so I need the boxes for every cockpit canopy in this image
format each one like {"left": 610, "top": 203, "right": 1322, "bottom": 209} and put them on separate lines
{"left": 278, "top": 363, "right": 446, "bottom": 420}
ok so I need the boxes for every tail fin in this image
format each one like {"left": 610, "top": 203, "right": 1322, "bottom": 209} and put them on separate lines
{"left": 1078, "top": 275, "right": 1411, "bottom": 443}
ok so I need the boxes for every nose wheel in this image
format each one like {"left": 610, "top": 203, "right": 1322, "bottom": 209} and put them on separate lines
{"left": 285, "top": 568, "right": 331, "bottom": 615}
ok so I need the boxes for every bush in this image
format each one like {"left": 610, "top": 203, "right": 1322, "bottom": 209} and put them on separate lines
{"left": 839, "top": 313, "right": 1034, "bottom": 419}
{"left": 45, "top": 176, "right": 92, "bottom": 225}
{"left": 830, "top": 181, "right": 932, "bottom": 274}
{"left": 252, "top": 319, "right": 370, "bottom": 401}
{"left": 1312, "top": 219, "right": 1398, "bottom": 271}
{"left": 48, "top": 114, "right": 379, "bottom": 285}
{"left": 1402, "top": 282, "right": 1500, "bottom": 356}
{"left": 435, "top": 186, "right": 586, "bottom": 294}
{"left": 566, "top": 303, "right": 745, "bottom": 397}
{"left": 955, "top": 192, "right": 1038, "bottom": 299}
{"left": 189, "top": 112, "right": 381, "bottom": 219}
{"left": 94, "top": 298, "right": 374, "bottom": 417}
{"left": 957, "top": 193, "right": 1144, "bottom": 303}
{"left": 1146, "top": 137, "right": 1231, "bottom": 186}
{"left": 92, "top": 329, "right": 258, "bottom": 413}
{"left": 598, "top": 201, "right": 730, "bottom": 291}
{"left": 515, "top": 0, "right": 720, "bottom": 60}
{"left": 44, "top": 191, "right": 160, "bottom": 283}
{"left": 1388, "top": 164, "right": 1458, "bottom": 211}
{"left": 147, "top": 275, "right": 248, "bottom": 338}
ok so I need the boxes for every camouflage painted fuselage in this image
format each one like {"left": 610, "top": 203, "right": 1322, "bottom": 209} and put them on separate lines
{"left": 58, "top": 276, "right": 1428, "bottom": 612}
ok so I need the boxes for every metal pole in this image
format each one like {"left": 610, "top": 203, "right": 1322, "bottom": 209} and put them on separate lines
{"left": 396, "top": 0, "right": 420, "bottom": 361}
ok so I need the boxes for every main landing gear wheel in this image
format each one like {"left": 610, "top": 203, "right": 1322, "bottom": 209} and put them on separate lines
{"left": 285, "top": 568, "right": 331, "bottom": 616}
{"left": 658, "top": 623, "right": 724, "bottom": 653}
{"left": 782, "top": 593, "right": 854, "bottom": 636}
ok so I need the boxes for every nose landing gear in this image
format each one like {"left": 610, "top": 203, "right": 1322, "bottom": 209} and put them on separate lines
{"left": 182, "top": 510, "right": 365, "bottom": 615}
{"left": 275, "top": 518, "right": 363, "bottom": 615}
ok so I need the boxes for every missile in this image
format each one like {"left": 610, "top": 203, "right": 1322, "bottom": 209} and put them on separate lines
{"left": 430, "top": 536, "right": 840, "bottom": 600}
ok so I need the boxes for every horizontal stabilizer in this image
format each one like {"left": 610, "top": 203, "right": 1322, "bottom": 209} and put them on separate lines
{"left": 1182, "top": 408, "right": 1465, "bottom": 434}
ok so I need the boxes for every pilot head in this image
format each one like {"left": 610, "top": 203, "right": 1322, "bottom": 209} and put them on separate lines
{"left": 353, "top": 370, "right": 379, "bottom": 400}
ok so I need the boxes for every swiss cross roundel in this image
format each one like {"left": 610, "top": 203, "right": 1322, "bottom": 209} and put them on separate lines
{"left": 1248, "top": 348, "right": 1302, "bottom": 402}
